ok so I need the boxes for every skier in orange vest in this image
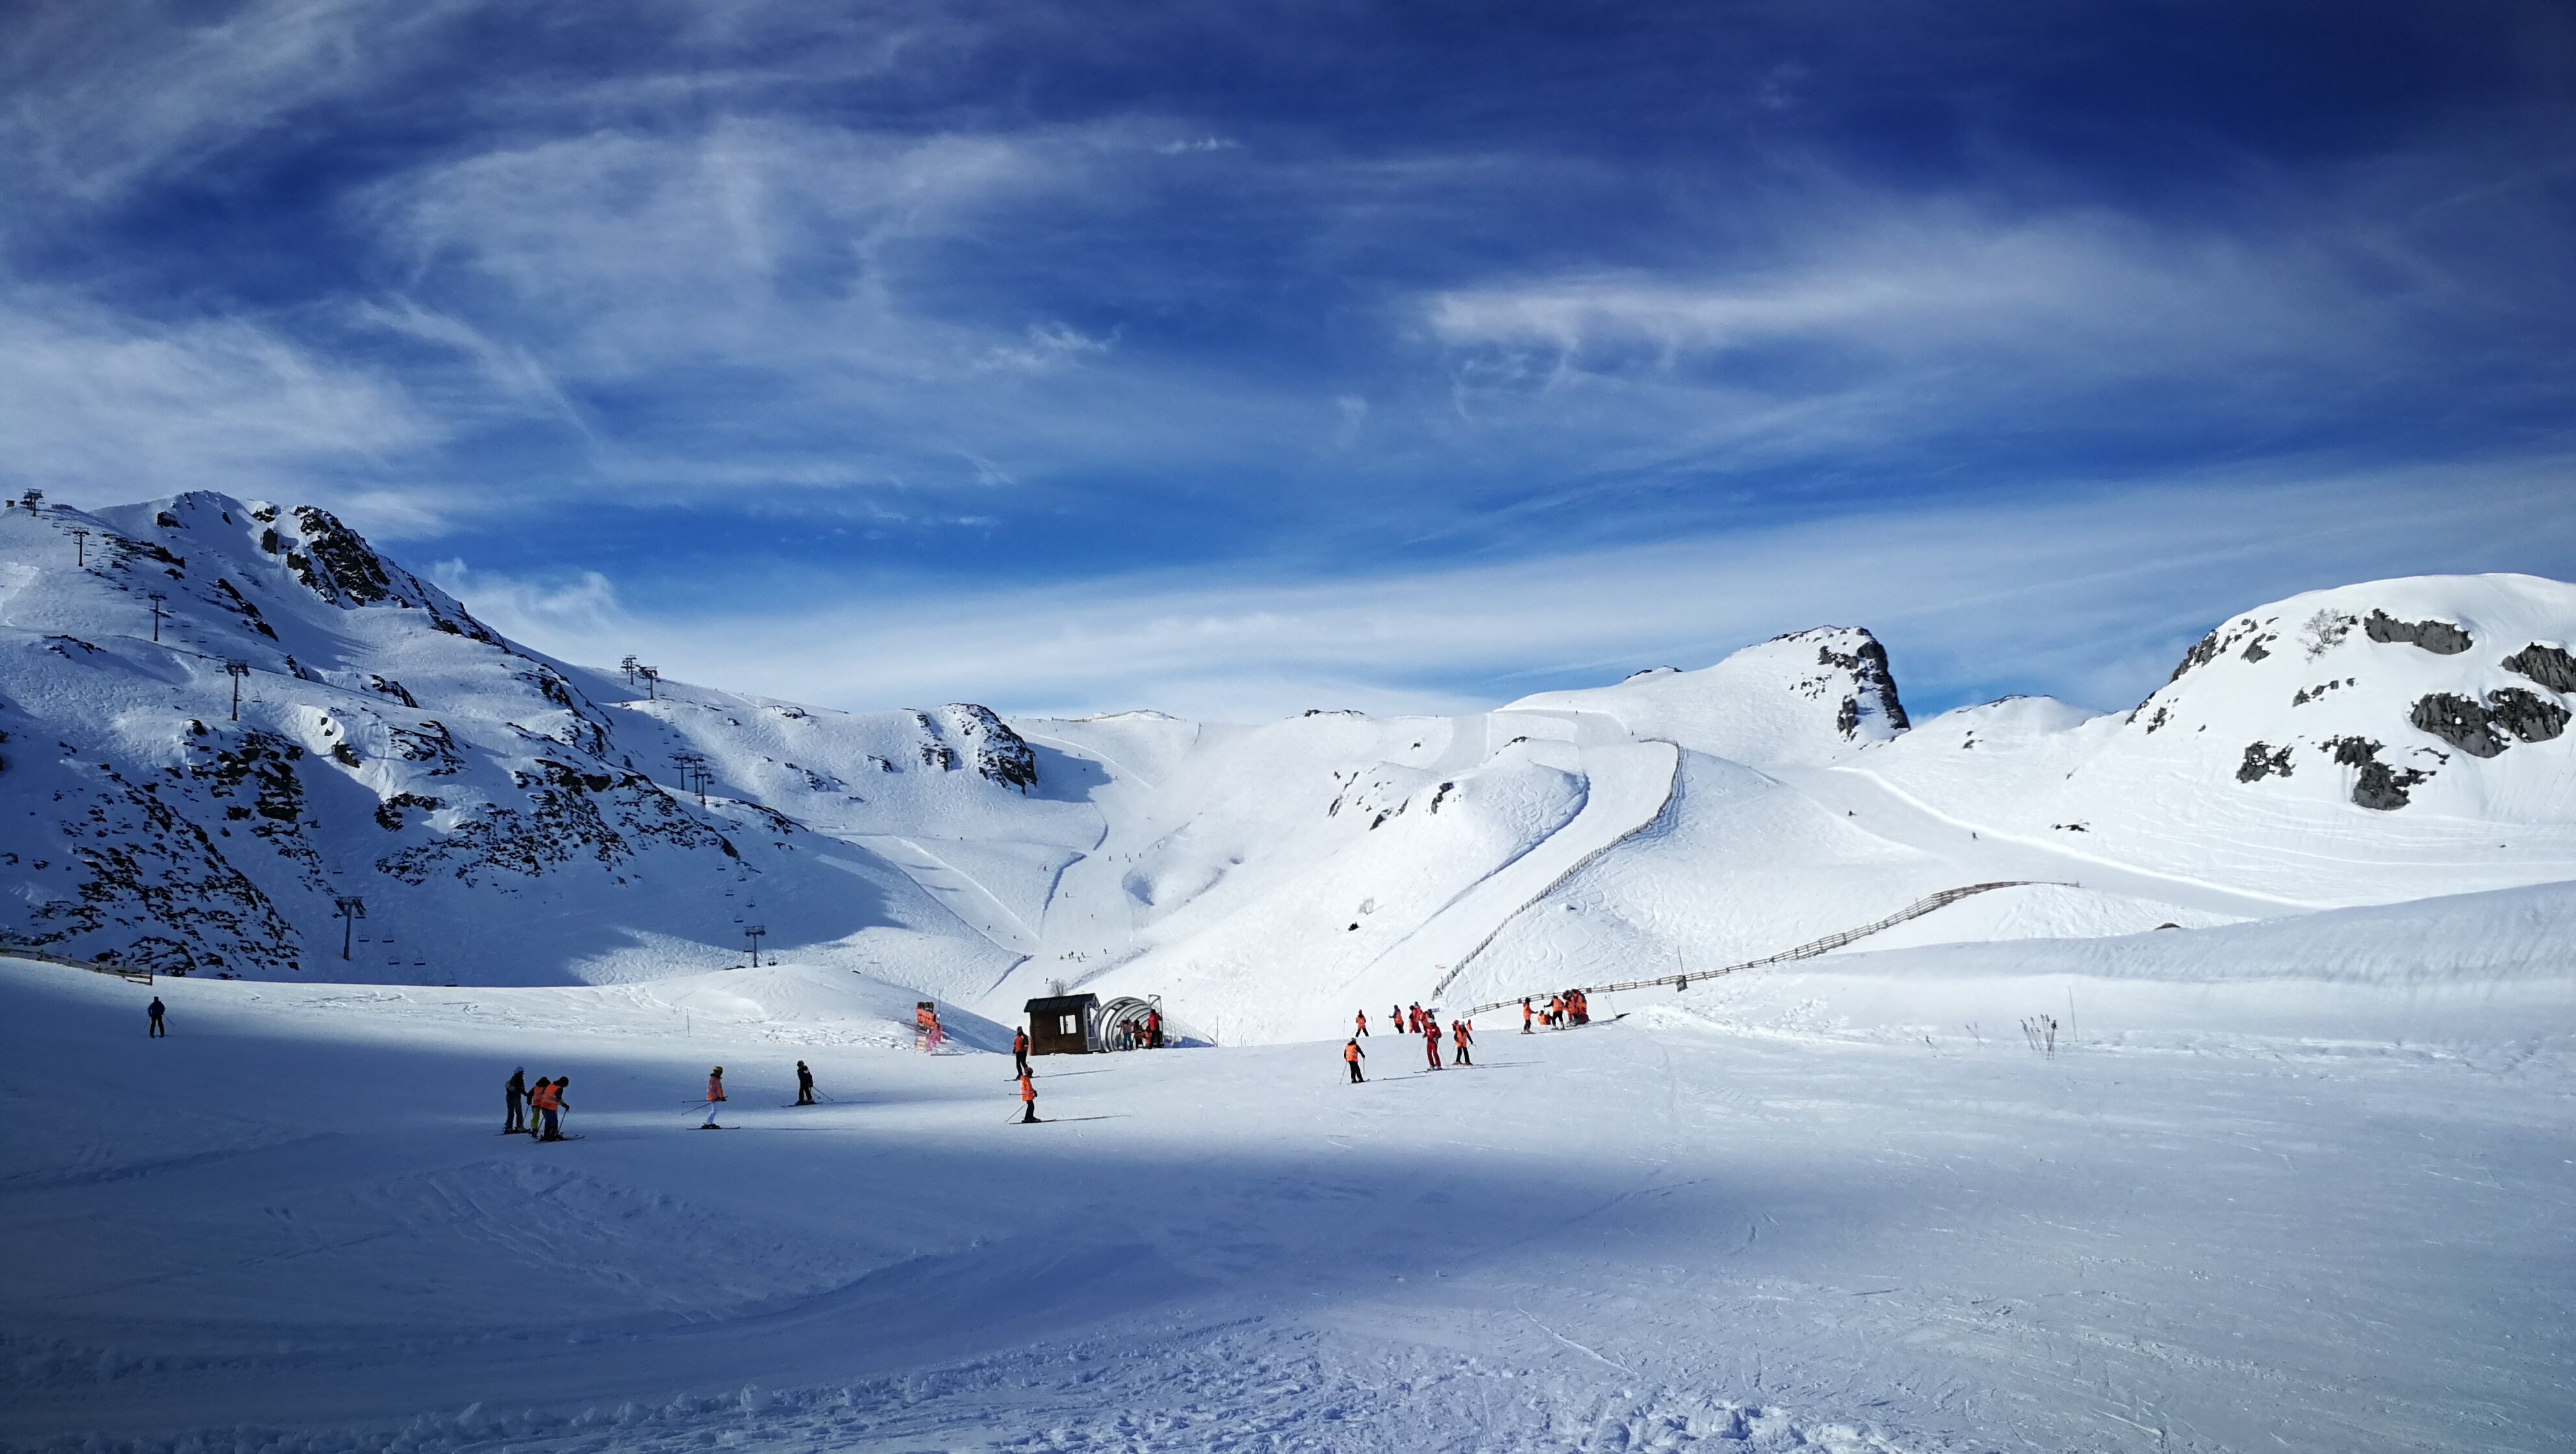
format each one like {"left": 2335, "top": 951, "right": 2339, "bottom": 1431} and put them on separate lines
{"left": 1521, "top": 996, "right": 1535, "bottom": 1033}
{"left": 702, "top": 1066, "right": 726, "bottom": 1128}
{"left": 1017, "top": 1067, "right": 1040, "bottom": 1124}
{"left": 1354, "top": 1010, "right": 1369, "bottom": 1037}
{"left": 1422, "top": 1018, "right": 1443, "bottom": 1070}
{"left": 1452, "top": 1018, "right": 1474, "bottom": 1066}
{"left": 1344, "top": 1037, "right": 1365, "bottom": 1083}
{"left": 531, "top": 1077, "right": 568, "bottom": 1140}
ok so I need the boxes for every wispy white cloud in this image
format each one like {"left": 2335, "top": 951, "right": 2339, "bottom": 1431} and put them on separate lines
{"left": 0, "top": 0, "right": 470, "bottom": 204}
{"left": 433, "top": 456, "right": 2576, "bottom": 724}
{"left": 0, "top": 286, "right": 438, "bottom": 499}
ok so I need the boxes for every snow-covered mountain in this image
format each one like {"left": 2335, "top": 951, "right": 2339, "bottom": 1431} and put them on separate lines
{"left": 5, "top": 493, "right": 2571, "bottom": 1043}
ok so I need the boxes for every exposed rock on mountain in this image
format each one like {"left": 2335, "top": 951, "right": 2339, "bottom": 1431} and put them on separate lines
{"left": 2366, "top": 610, "right": 2473, "bottom": 655}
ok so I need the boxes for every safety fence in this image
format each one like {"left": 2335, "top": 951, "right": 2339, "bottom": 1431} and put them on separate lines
{"left": 0, "top": 941, "right": 155, "bottom": 984}
{"left": 1463, "top": 880, "right": 2072, "bottom": 1016}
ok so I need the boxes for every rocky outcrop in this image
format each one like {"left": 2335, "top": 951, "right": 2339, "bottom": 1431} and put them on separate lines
{"left": 2503, "top": 643, "right": 2576, "bottom": 694}
{"left": 1813, "top": 636, "right": 1910, "bottom": 734}
{"left": 2327, "top": 736, "right": 2431, "bottom": 811}
{"left": 2236, "top": 742, "right": 2294, "bottom": 782}
{"left": 940, "top": 704, "right": 1039, "bottom": 792}
{"left": 2409, "top": 689, "right": 2568, "bottom": 755}
{"left": 2486, "top": 687, "right": 2570, "bottom": 744}
{"left": 2410, "top": 693, "right": 2505, "bottom": 758}
{"left": 2365, "top": 610, "right": 2472, "bottom": 655}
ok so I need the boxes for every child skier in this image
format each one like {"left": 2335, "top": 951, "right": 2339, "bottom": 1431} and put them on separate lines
{"left": 795, "top": 1060, "right": 815, "bottom": 1105}
{"left": 1345, "top": 1037, "right": 1366, "bottom": 1083}
{"left": 530, "top": 1078, "right": 564, "bottom": 1140}
{"left": 543, "top": 1077, "right": 571, "bottom": 1139}
{"left": 703, "top": 1066, "right": 726, "bottom": 1128}
{"left": 1017, "top": 1067, "right": 1040, "bottom": 1124}
{"left": 1354, "top": 1010, "right": 1370, "bottom": 1037}
{"left": 147, "top": 996, "right": 166, "bottom": 1037}
{"left": 1520, "top": 997, "right": 1534, "bottom": 1034}
{"left": 1452, "top": 1019, "right": 1474, "bottom": 1066}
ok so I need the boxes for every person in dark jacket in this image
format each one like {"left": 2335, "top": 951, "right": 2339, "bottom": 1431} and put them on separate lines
{"left": 147, "top": 996, "right": 166, "bottom": 1037}
{"left": 505, "top": 1067, "right": 527, "bottom": 1133}
{"left": 794, "top": 1060, "right": 815, "bottom": 1105}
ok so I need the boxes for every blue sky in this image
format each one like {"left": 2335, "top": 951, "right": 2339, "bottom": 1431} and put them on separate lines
{"left": 6, "top": 1, "right": 2574, "bottom": 721}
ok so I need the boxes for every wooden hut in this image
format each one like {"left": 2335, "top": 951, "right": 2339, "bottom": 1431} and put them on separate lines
{"left": 1024, "top": 992, "right": 1099, "bottom": 1055}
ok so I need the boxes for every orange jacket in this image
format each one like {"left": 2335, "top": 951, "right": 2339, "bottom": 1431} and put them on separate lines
{"left": 706, "top": 1074, "right": 725, "bottom": 1102}
{"left": 530, "top": 1081, "right": 560, "bottom": 1111}
{"left": 1344, "top": 1041, "right": 1361, "bottom": 1062}
{"left": 1019, "top": 1072, "right": 1036, "bottom": 1102}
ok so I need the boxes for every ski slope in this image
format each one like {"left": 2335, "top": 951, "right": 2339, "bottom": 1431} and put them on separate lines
{"left": 6, "top": 879, "right": 2571, "bottom": 1452}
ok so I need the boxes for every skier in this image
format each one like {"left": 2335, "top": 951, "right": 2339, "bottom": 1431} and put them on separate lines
{"left": 546, "top": 1076, "right": 571, "bottom": 1139}
{"left": 1547, "top": 994, "right": 1564, "bottom": 1029}
{"left": 1452, "top": 1018, "right": 1474, "bottom": 1066}
{"left": 1422, "top": 1018, "right": 1443, "bottom": 1070}
{"left": 702, "top": 1066, "right": 726, "bottom": 1128}
{"left": 1344, "top": 1037, "right": 1366, "bottom": 1083}
{"left": 505, "top": 1066, "right": 528, "bottom": 1134}
{"left": 1145, "top": 1007, "right": 1163, "bottom": 1048}
{"left": 1013, "top": 1026, "right": 1032, "bottom": 1078}
{"left": 1570, "top": 989, "right": 1590, "bottom": 1026}
{"left": 795, "top": 1060, "right": 815, "bottom": 1105}
{"left": 147, "top": 996, "right": 166, "bottom": 1037}
{"left": 1017, "top": 1067, "right": 1040, "bottom": 1124}
{"left": 530, "top": 1078, "right": 564, "bottom": 1140}
{"left": 1520, "top": 996, "right": 1534, "bottom": 1034}
{"left": 1390, "top": 1004, "right": 1403, "bottom": 1039}
{"left": 1354, "top": 1010, "right": 1370, "bottom": 1037}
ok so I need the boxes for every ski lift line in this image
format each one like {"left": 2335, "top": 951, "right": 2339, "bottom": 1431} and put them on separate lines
{"left": 1461, "top": 880, "right": 2077, "bottom": 1017}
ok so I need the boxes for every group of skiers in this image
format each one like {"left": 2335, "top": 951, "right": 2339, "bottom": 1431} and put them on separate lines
{"left": 1522, "top": 989, "right": 1591, "bottom": 1031}
{"left": 502, "top": 1067, "right": 572, "bottom": 1140}
{"left": 495, "top": 987, "right": 1589, "bottom": 1133}
{"left": 1344, "top": 1002, "right": 1474, "bottom": 1081}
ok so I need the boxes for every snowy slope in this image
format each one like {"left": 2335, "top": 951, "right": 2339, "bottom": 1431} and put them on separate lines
{"left": 6, "top": 880, "right": 2571, "bottom": 1451}
{"left": 0, "top": 493, "right": 1024, "bottom": 1000}
{"left": 1505, "top": 625, "right": 1910, "bottom": 766}
{"left": 1844, "top": 574, "right": 2576, "bottom": 907}
{"left": 7, "top": 493, "right": 2573, "bottom": 1050}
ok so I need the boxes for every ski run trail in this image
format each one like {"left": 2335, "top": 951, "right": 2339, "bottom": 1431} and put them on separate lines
{"left": 9, "top": 880, "right": 2576, "bottom": 1454}
{"left": 4, "top": 497, "right": 2576, "bottom": 1450}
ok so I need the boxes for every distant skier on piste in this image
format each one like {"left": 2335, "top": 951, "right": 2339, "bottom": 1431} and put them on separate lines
{"left": 794, "top": 1060, "right": 815, "bottom": 1105}
{"left": 1345, "top": 1037, "right": 1366, "bottom": 1083}
{"left": 1520, "top": 997, "right": 1534, "bottom": 1034}
{"left": 1422, "top": 1018, "right": 1443, "bottom": 1070}
{"left": 505, "top": 1067, "right": 527, "bottom": 1133}
{"left": 1013, "top": 1026, "right": 1032, "bottom": 1078}
{"left": 147, "top": 996, "right": 166, "bottom": 1037}
{"left": 1017, "top": 1067, "right": 1040, "bottom": 1124}
{"left": 1354, "top": 1010, "right": 1369, "bottom": 1037}
{"left": 1452, "top": 1018, "right": 1474, "bottom": 1066}
{"left": 702, "top": 1066, "right": 726, "bottom": 1128}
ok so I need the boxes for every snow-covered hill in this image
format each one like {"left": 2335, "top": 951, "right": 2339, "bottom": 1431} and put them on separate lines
{"left": 5, "top": 493, "right": 2571, "bottom": 1044}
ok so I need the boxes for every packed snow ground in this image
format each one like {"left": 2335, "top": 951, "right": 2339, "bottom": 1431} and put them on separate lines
{"left": 7, "top": 881, "right": 2572, "bottom": 1453}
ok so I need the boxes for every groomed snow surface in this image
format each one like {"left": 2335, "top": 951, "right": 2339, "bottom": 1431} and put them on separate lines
{"left": 6, "top": 881, "right": 2573, "bottom": 1453}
